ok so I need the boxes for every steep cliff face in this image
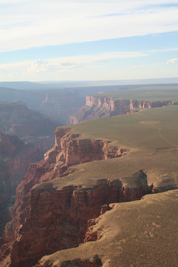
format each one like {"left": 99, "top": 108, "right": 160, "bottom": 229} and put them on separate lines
{"left": 6, "top": 171, "right": 151, "bottom": 267}
{"left": 69, "top": 95, "right": 178, "bottom": 124}
{"left": 0, "top": 131, "right": 43, "bottom": 237}
{"left": 129, "top": 99, "right": 178, "bottom": 109}
{"left": 1, "top": 121, "right": 177, "bottom": 265}
{"left": 3, "top": 128, "right": 127, "bottom": 242}
{"left": 69, "top": 96, "right": 130, "bottom": 124}
{"left": 0, "top": 127, "right": 153, "bottom": 266}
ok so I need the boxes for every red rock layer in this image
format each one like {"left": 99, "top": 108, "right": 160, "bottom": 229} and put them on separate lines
{"left": 3, "top": 128, "right": 126, "bottom": 241}
{"left": 69, "top": 95, "right": 178, "bottom": 124}
{"left": 9, "top": 172, "right": 151, "bottom": 267}
{"left": 0, "top": 128, "right": 149, "bottom": 267}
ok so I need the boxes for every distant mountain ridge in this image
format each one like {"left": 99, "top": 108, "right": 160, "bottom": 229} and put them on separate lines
{"left": 0, "top": 101, "right": 55, "bottom": 137}
{"left": 1, "top": 78, "right": 178, "bottom": 90}
{"left": 0, "top": 101, "right": 56, "bottom": 152}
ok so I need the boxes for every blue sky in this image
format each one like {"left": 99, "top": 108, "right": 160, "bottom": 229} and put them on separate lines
{"left": 0, "top": 0, "right": 178, "bottom": 82}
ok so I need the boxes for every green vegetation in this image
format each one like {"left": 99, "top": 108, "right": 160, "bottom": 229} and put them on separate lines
{"left": 35, "top": 86, "right": 178, "bottom": 266}
{"left": 72, "top": 105, "right": 178, "bottom": 149}
{"left": 55, "top": 105, "right": 178, "bottom": 190}
{"left": 94, "top": 85, "right": 178, "bottom": 101}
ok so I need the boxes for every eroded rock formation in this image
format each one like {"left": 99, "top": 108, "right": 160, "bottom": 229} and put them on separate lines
{"left": 0, "top": 127, "right": 154, "bottom": 267}
{"left": 69, "top": 95, "right": 178, "bottom": 124}
{"left": 2, "top": 128, "right": 127, "bottom": 241}
{"left": 3, "top": 171, "right": 151, "bottom": 267}
{"left": 45, "top": 255, "right": 103, "bottom": 267}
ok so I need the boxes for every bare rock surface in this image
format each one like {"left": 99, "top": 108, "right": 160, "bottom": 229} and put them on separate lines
{"left": 0, "top": 127, "right": 152, "bottom": 267}
{"left": 35, "top": 189, "right": 178, "bottom": 267}
{"left": 69, "top": 95, "right": 178, "bottom": 123}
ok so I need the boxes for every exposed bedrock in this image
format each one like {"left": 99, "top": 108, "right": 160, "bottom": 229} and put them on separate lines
{"left": 37, "top": 255, "right": 103, "bottom": 267}
{"left": 0, "top": 127, "right": 128, "bottom": 265}
{"left": 0, "top": 126, "right": 177, "bottom": 266}
{"left": 8, "top": 171, "right": 151, "bottom": 267}
{"left": 3, "top": 128, "right": 127, "bottom": 241}
{"left": 69, "top": 95, "right": 178, "bottom": 124}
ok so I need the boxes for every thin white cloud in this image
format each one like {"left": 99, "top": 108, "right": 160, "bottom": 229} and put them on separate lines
{"left": 166, "top": 58, "right": 178, "bottom": 64}
{"left": 131, "top": 64, "right": 145, "bottom": 69}
{"left": 1, "top": 0, "right": 178, "bottom": 52}
{"left": 27, "top": 59, "right": 49, "bottom": 73}
{"left": 149, "top": 47, "right": 178, "bottom": 53}
{"left": 0, "top": 51, "right": 147, "bottom": 80}
{"left": 0, "top": 51, "right": 146, "bottom": 72}
{"left": 152, "top": 63, "right": 164, "bottom": 66}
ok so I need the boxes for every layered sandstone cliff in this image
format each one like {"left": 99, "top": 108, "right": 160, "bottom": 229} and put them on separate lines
{"left": 2, "top": 128, "right": 127, "bottom": 241}
{"left": 0, "top": 127, "right": 155, "bottom": 267}
{"left": 69, "top": 95, "right": 178, "bottom": 124}
{"left": 3, "top": 171, "right": 152, "bottom": 267}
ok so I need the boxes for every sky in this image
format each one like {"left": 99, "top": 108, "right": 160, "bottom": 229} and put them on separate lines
{"left": 0, "top": 0, "right": 178, "bottom": 82}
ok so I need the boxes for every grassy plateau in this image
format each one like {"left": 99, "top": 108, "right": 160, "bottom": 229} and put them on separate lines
{"left": 36, "top": 85, "right": 178, "bottom": 266}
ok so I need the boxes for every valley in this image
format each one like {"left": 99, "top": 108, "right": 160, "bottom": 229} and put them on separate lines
{"left": 0, "top": 83, "right": 178, "bottom": 266}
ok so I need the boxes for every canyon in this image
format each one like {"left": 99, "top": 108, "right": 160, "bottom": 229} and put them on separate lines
{"left": 69, "top": 95, "right": 178, "bottom": 123}
{"left": 0, "top": 85, "right": 178, "bottom": 266}
{"left": 0, "top": 84, "right": 123, "bottom": 126}
{"left": 0, "top": 127, "right": 154, "bottom": 267}
{"left": 0, "top": 101, "right": 56, "bottom": 153}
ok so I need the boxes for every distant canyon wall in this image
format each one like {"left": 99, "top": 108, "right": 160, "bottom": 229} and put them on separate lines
{"left": 69, "top": 95, "right": 178, "bottom": 124}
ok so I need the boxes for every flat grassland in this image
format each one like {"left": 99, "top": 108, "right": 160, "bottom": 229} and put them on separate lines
{"left": 55, "top": 105, "right": 178, "bottom": 189}
{"left": 95, "top": 85, "right": 178, "bottom": 101}
{"left": 38, "top": 87, "right": 178, "bottom": 266}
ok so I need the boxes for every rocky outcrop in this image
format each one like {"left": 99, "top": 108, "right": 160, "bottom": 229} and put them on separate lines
{"left": 1, "top": 124, "right": 177, "bottom": 266}
{"left": 69, "top": 95, "right": 178, "bottom": 124}
{"left": 2, "top": 128, "right": 127, "bottom": 241}
{"left": 69, "top": 96, "right": 130, "bottom": 124}
{"left": 0, "top": 127, "right": 148, "bottom": 266}
{"left": 4, "top": 171, "right": 151, "bottom": 267}
{"left": 129, "top": 99, "right": 178, "bottom": 109}
{"left": 3, "top": 122, "right": 177, "bottom": 267}
{"left": 37, "top": 255, "right": 103, "bottom": 267}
